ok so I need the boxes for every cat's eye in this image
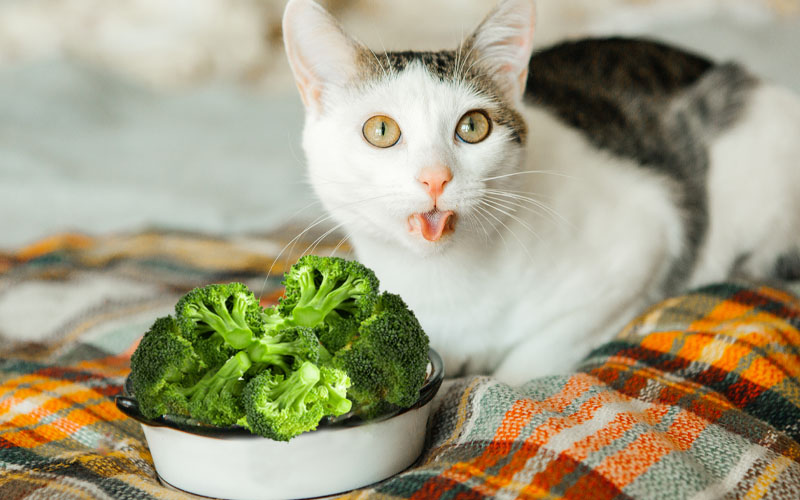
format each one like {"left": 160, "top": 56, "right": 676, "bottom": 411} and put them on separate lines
{"left": 455, "top": 110, "right": 491, "bottom": 144}
{"left": 362, "top": 115, "right": 401, "bottom": 148}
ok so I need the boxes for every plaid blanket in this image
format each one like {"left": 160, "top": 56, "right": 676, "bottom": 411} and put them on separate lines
{"left": 2, "top": 232, "right": 800, "bottom": 499}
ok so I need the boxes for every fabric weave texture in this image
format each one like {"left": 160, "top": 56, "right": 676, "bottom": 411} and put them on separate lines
{"left": 1, "top": 232, "right": 799, "bottom": 499}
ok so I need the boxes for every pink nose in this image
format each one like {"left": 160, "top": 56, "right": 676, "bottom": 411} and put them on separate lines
{"left": 417, "top": 165, "right": 453, "bottom": 201}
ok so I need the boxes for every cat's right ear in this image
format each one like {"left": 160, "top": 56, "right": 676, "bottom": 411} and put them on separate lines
{"left": 469, "top": 0, "right": 536, "bottom": 103}
{"left": 282, "top": 0, "right": 363, "bottom": 115}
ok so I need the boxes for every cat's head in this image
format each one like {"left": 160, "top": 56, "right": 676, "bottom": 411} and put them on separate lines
{"left": 283, "top": 0, "right": 536, "bottom": 256}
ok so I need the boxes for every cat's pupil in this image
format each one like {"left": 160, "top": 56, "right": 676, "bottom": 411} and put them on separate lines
{"left": 460, "top": 118, "right": 476, "bottom": 136}
{"left": 378, "top": 121, "right": 386, "bottom": 136}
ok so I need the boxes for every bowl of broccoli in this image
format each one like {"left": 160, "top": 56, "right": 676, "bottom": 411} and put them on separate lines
{"left": 115, "top": 255, "right": 444, "bottom": 500}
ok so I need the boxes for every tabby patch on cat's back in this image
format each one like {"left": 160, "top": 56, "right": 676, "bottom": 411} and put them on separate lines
{"left": 281, "top": 0, "right": 800, "bottom": 384}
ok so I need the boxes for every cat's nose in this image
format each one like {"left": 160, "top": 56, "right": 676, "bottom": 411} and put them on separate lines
{"left": 417, "top": 164, "right": 453, "bottom": 201}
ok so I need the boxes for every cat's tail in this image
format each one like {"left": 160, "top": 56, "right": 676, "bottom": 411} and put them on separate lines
{"left": 666, "top": 62, "right": 758, "bottom": 141}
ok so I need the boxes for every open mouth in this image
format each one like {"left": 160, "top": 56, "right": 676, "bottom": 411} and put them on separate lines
{"left": 407, "top": 209, "right": 456, "bottom": 242}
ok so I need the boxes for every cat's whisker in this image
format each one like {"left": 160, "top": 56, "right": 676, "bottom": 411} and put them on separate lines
{"left": 453, "top": 32, "right": 474, "bottom": 84}
{"left": 262, "top": 211, "right": 337, "bottom": 295}
{"left": 484, "top": 189, "right": 573, "bottom": 228}
{"left": 302, "top": 221, "right": 347, "bottom": 258}
{"left": 366, "top": 46, "right": 390, "bottom": 80}
{"left": 464, "top": 211, "right": 492, "bottom": 244}
{"left": 459, "top": 52, "right": 492, "bottom": 82}
{"left": 484, "top": 193, "right": 563, "bottom": 227}
{"left": 480, "top": 199, "right": 543, "bottom": 243}
{"left": 487, "top": 187, "right": 556, "bottom": 200}
{"left": 367, "top": 27, "right": 395, "bottom": 79}
{"left": 484, "top": 189, "right": 559, "bottom": 214}
{"left": 452, "top": 36, "right": 462, "bottom": 83}
{"left": 480, "top": 170, "right": 575, "bottom": 182}
{"left": 260, "top": 193, "right": 396, "bottom": 300}
{"left": 463, "top": 186, "right": 552, "bottom": 215}
{"left": 482, "top": 195, "right": 520, "bottom": 214}
{"left": 456, "top": 41, "right": 479, "bottom": 84}
{"left": 476, "top": 203, "right": 538, "bottom": 264}
{"left": 472, "top": 204, "right": 509, "bottom": 252}
{"left": 330, "top": 231, "right": 354, "bottom": 257}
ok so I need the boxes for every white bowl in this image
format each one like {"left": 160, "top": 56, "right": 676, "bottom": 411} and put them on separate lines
{"left": 116, "top": 349, "right": 444, "bottom": 500}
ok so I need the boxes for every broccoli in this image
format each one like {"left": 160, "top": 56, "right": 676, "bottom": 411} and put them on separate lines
{"left": 180, "top": 351, "right": 252, "bottom": 426}
{"left": 129, "top": 258, "right": 432, "bottom": 441}
{"left": 129, "top": 316, "right": 205, "bottom": 420}
{"left": 277, "top": 255, "right": 379, "bottom": 328}
{"left": 318, "top": 364, "right": 353, "bottom": 416}
{"left": 246, "top": 326, "right": 323, "bottom": 374}
{"left": 241, "top": 360, "right": 351, "bottom": 441}
{"left": 316, "top": 310, "right": 360, "bottom": 353}
{"left": 175, "top": 282, "right": 264, "bottom": 354}
{"left": 331, "top": 292, "right": 429, "bottom": 417}
{"left": 129, "top": 314, "right": 253, "bottom": 426}
{"left": 261, "top": 304, "right": 287, "bottom": 329}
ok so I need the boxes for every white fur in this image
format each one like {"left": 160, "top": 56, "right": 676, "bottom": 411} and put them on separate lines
{"left": 284, "top": 0, "right": 800, "bottom": 385}
{"left": 690, "top": 83, "right": 800, "bottom": 286}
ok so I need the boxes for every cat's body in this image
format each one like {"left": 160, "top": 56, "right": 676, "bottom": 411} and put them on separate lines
{"left": 282, "top": 0, "right": 800, "bottom": 384}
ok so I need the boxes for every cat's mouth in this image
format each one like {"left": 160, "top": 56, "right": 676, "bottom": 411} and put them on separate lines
{"left": 407, "top": 209, "right": 456, "bottom": 242}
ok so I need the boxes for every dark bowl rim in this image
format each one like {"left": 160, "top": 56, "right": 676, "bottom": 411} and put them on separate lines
{"left": 115, "top": 347, "right": 444, "bottom": 439}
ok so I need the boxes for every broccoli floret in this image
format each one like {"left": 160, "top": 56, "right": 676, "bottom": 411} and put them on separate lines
{"left": 316, "top": 310, "right": 360, "bottom": 354}
{"left": 180, "top": 351, "right": 252, "bottom": 426}
{"left": 241, "top": 360, "right": 353, "bottom": 441}
{"left": 242, "top": 361, "right": 326, "bottom": 441}
{"left": 246, "top": 326, "right": 322, "bottom": 374}
{"left": 318, "top": 365, "right": 352, "bottom": 416}
{"left": 130, "top": 316, "right": 205, "bottom": 419}
{"left": 278, "top": 256, "right": 379, "bottom": 328}
{"left": 175, "top": 283, "right": 263, "bottom": 354}
{"left": 332, "top": 292, "right": 429, "bottom": 416}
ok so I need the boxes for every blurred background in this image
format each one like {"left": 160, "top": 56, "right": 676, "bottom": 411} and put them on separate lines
{"left": 2, "top": 0, "right": 799, "bottom": 250}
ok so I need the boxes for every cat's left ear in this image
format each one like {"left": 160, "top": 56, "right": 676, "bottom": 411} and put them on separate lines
{"left": 469, "top": 0, "right": 536, "bottom": 102}
{"left": 282, "top": 0, "right": 364, "bottom": 115}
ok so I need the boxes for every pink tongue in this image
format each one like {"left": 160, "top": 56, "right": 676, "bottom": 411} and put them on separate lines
{"left": 414, "top": 210, "right": 454, "bottom": 242}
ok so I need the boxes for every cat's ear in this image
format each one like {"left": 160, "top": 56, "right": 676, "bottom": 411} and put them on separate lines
{"left": 282, "top": 0, "right": 364, "bottom": 114}
{"left": 469, "top": 0, "right": 536, "bottom": 102}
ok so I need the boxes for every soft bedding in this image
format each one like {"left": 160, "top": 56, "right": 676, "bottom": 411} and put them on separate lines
{"left": 2, "top": 231, "right": 800, "bottom": 499}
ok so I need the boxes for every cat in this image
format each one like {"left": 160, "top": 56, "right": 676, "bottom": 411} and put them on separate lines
{"left": 281, "top": 0, "right": 800, "bottom": 385}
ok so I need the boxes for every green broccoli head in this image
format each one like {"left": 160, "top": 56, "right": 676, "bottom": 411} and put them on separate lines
{"left": 129, "top": 316, "right": 205, "bottom": 420}
{"left": 333, "top": 292, "right": 429, "bottom": 416}
{"left": 180, "top": 351, "right": 252, "bottom": 427}
{"left": 174, "top": 283, "right": 264, "bottom": 365}
{"left": 278, "top": 256, "right": 379, "bottom": 328}
{"left": 242, "top": 361, "right": 326, "bottom": 441}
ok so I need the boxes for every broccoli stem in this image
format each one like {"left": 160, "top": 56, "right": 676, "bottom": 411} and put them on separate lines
{"left": 270, "top": 361, "right": 320, "bottom": 412}
{"left": 246, "top": 337, "right": 303, "bottom": 361}
{"left": 322, "top": 380, "right": 352, "bottom": 415}
{"left": 291, "top": 273, "right": 360, "bottom": 327}
{"left": 181, "top": 351, "right": 252, "bottom": 404}
{"left": 189, "top": 298, "right": 256, "bottom": 349}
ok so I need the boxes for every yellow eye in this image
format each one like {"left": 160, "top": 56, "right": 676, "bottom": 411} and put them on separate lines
{"left": 362, "top": 115, "right": 401, "bottom": 148}
{"left": 455, "top": 110, "right": 491, "bottom": 144}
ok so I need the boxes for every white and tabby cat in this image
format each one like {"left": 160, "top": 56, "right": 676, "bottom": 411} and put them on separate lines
{"left": 281, "top": 0, "right": 800, "bottom": 385}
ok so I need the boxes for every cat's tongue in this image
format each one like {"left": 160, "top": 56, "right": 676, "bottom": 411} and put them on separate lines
{"left": 411, "top": 210, "right": 455, "bottom": 242}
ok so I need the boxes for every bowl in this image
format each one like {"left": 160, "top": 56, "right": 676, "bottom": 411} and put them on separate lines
{"left": 115, "top": 348, "right": 444, "bottom": 500}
